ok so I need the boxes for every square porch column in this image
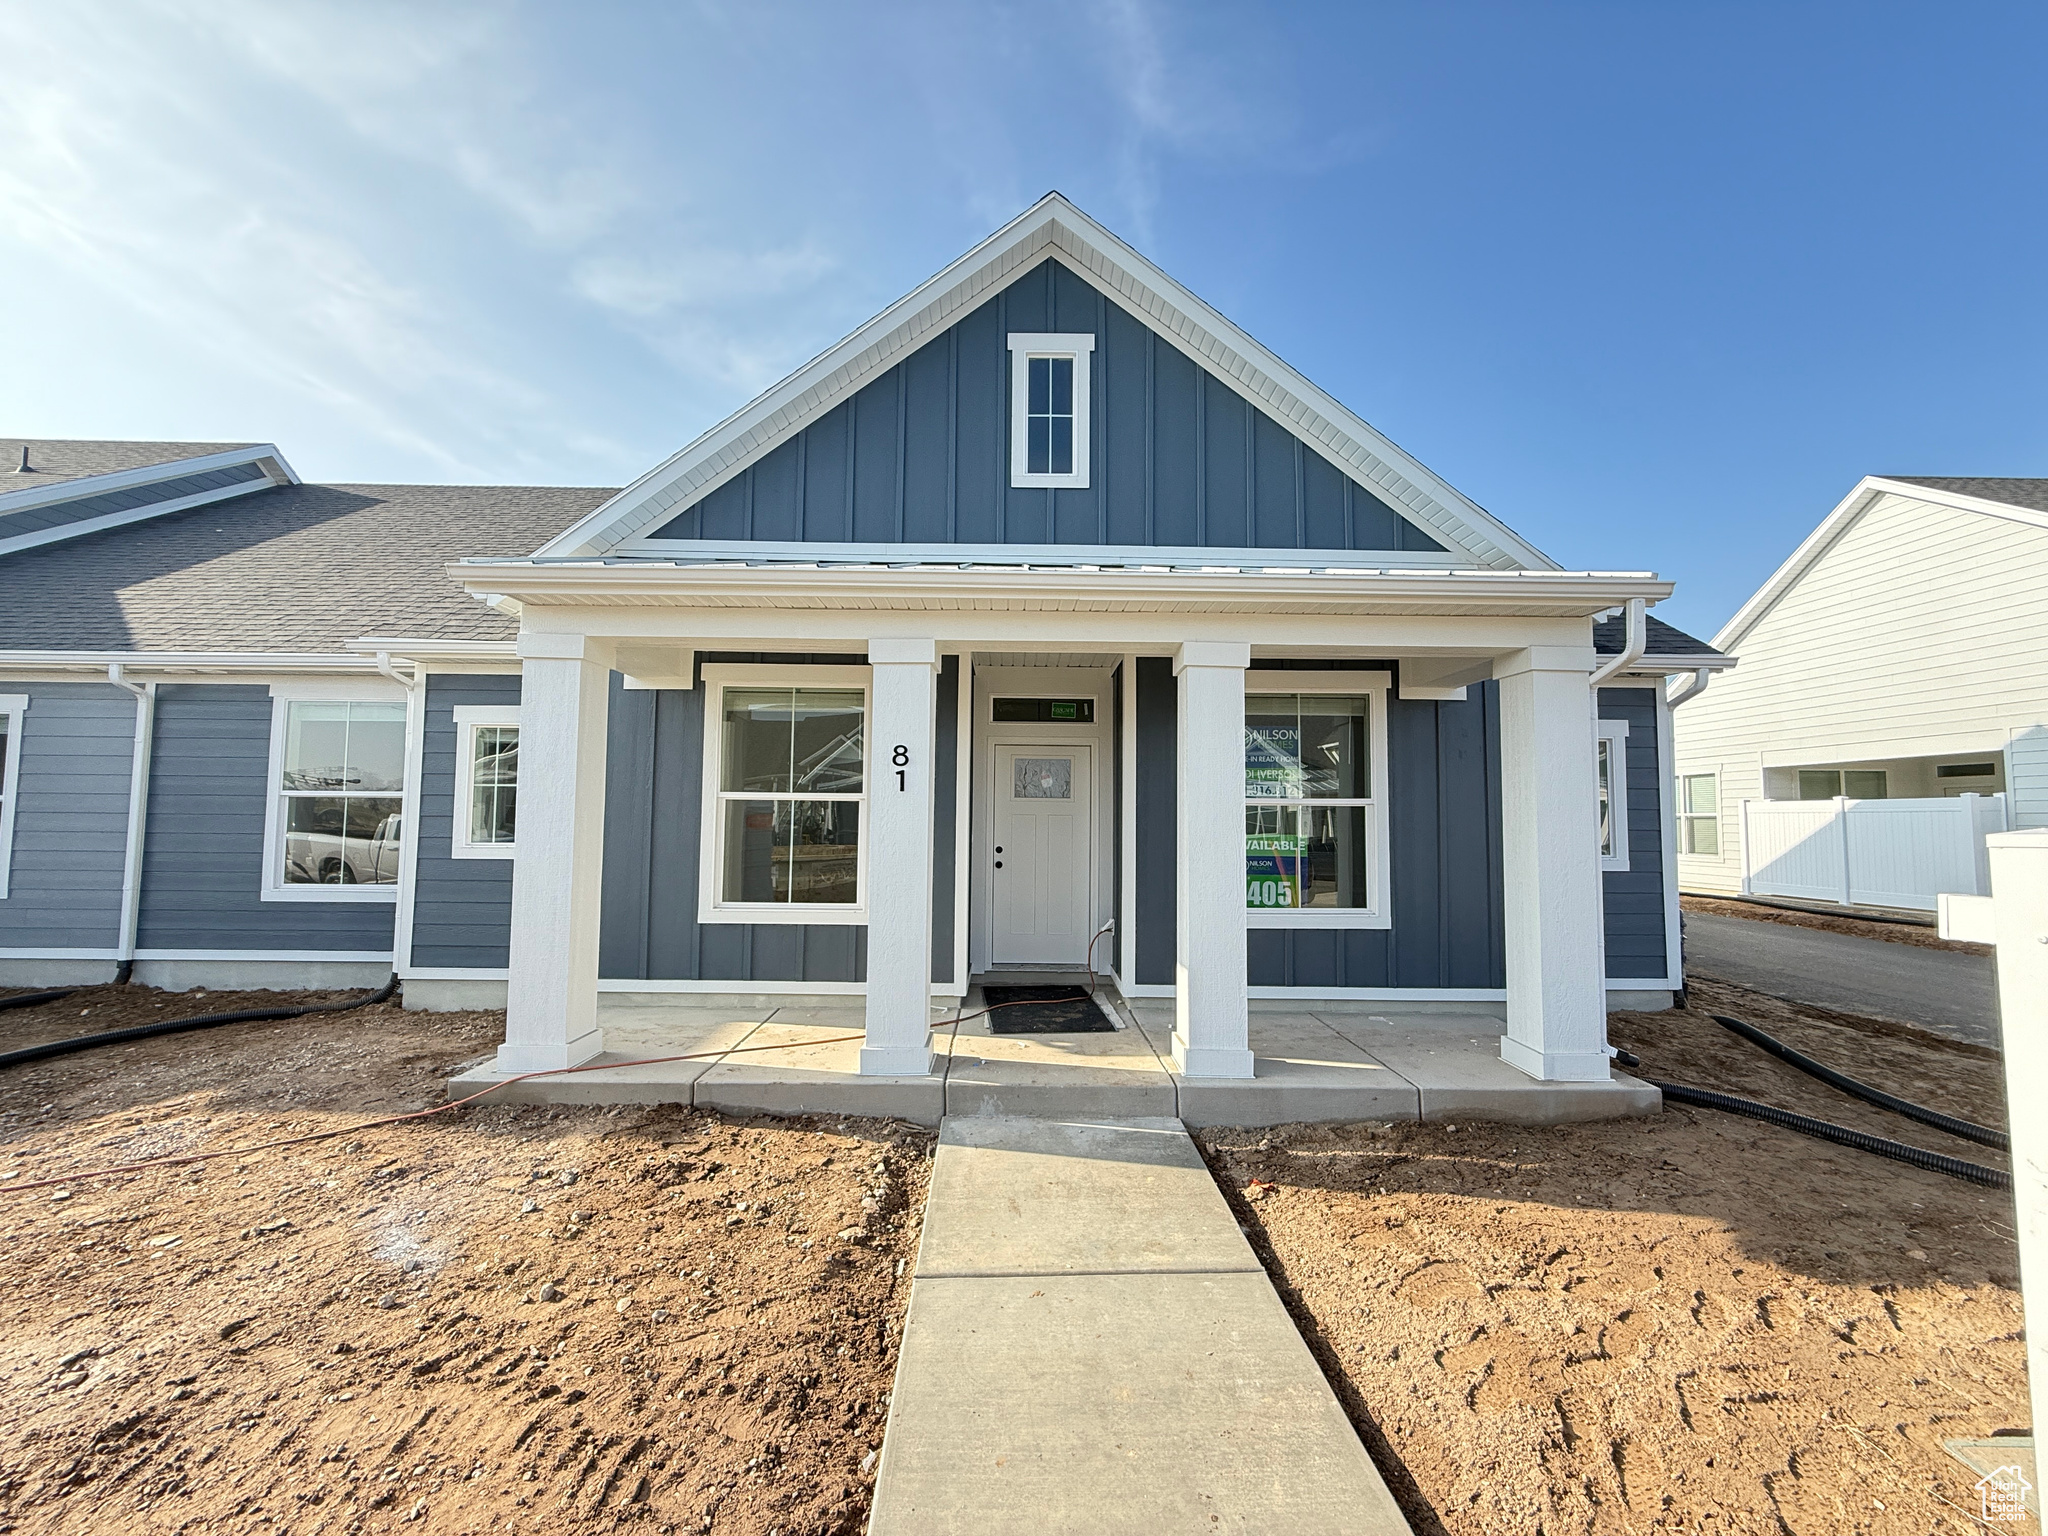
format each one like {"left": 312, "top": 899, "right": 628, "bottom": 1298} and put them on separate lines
{"left": 497, "top": 633, "right": 612, "bottom": 1074}
{"left": 1173, "top": 640, "right": 1255, "bottom": 1078}
{"left": 861, "top": 638, "right": 938, "bottom": 1076}
{"left": 1496, "top": 645, "right": 1611, "bottom": 1081}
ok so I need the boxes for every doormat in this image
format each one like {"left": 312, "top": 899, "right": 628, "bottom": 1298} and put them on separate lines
{"left": 981, "top": 985, "right": 1115, "bottom": 1034}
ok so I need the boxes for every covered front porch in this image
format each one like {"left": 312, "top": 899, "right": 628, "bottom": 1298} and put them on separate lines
{"left": 458, "top": 559, "right": 1670, "bottom": 1102}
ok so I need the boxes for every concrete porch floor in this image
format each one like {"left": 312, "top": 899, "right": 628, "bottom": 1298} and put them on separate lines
{"left": 446, "top": 988, "right": 1660, "bottom": 1127}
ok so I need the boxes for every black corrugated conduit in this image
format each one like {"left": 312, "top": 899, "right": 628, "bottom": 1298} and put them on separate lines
{"left": 1611, "top": 1042, "right": 2011, "bottom": 1190}
{"left": 0, "top": 988, "right": 78, "bottom": 1014}
{"left": 0, "top": 974, "right": 399, "bottom": 1070}
{"left": 1710, "top": 1012, "right": 2008, "bottom": 1151}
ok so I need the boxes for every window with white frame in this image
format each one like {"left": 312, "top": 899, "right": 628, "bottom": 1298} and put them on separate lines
{"left": 1242, "top": 673, "right": 1392, "bottom": 928}
{"left": 700, "top": 668, "right": 867, "bottom": 921}
{"left": 0, "top": 694, "right": 25, "bottom": 900}
{"left": 1596, "top": 719, "right": 1631, "bottom": 872}
{"left": 1678, "top": 772, "right": 1719, "bottom": 856}
{"left": 451, "top": 705, "right": 519, "bottom": 859}
{"left": 1008, "top": 333, "right": 1094, "bottom": 488}
{"left": 265, "top": 695, "right": 408, "bottom": 897}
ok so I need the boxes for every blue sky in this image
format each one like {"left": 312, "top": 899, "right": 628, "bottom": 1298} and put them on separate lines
{"left": 3, "top": 2, "right": 2043, "bottom": 635}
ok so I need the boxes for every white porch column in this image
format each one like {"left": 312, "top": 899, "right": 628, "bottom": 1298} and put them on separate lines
{"left": 861, "top": 638, "right": 938, "bottom": 1076}
{"left": 1173, "top": 640, "right": 1255, "bottom": 1078}
{"left": 498, "top": 633, "right": 612, "bottom": 1074}
{"left": 1496, "top": 646, "right": 1610, "bottom": 1081}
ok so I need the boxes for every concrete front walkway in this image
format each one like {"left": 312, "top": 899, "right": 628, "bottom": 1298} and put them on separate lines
{"left": 868, "top": 1116, "right": 1412, "bottom": 1535}
{"left": 445, "top": 990, "right": 1659, "bottom": 1126}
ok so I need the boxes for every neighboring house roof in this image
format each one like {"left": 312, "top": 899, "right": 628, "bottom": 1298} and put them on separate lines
{"left": 532, "top": 192, "right": 1560, "bottom": 571}
{"left": 1714, "top": 474, "right": 2048, "bottom": 653}
{"left": 1593, "top": 611, "right": 1725, "bottom": 665}
{"left": 1886, "top": 476, "right": 2048, "bottom": 513}
{"left": 0, "top": 480, "right": 613, "bottom": 654}
{"left": 0, "top": 438, "right": 299, "bottom": 558}
{"left": 2, "top": 438, "right": 255, "bottom": 486}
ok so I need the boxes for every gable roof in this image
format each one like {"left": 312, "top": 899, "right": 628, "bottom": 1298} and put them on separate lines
{"left": 0, "top": 438, "right": 300, "bottom": 558}
{"left": 1594, "top": 611, "right": 1726, "bottom": 667}
{"left": 533, "top": 193, "right": 1558, "bottom": 571}
{"left": 1713, "top": 474, "right": 2048, "bottom": 653}
{"left": 0, "top": 480, "right": 612, "bottom": 654}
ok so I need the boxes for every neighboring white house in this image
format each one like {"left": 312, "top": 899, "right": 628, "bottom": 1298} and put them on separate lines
{"left": 1673, "top": 476, "right": 2048, "bottom": 902}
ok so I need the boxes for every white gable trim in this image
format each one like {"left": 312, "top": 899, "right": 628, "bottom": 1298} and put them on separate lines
{"left": 0, "top": 444, "right": 299, "bottom": 560}
{"left": 533, "top": 194, "right": 1555, "bottom": 571}
{"left": 1712, "top": 475, "right": 2048, "bottom": 653}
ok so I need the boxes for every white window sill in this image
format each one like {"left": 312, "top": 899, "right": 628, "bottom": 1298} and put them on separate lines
{"left": 260, "top": 885, "right": 400, "bottom": 904}
{"left": 699, "top": 905, "right": 867, "bottom": 926}
{"left": 1246, "top": 908, "right": 1393, "bottom": 930}
{"left": 449, "top": 843, "right": 517, "bottom": 862}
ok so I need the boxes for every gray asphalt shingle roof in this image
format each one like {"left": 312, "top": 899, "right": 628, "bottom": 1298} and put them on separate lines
{"left": 1593, "top": 611, "right": 1722, "bottom": 659}
{"left": 1888, "top": 476, "right": 2048, "bottom": 514}
{"left": 0, "top": 438, "right": 256, "bottom": 490}
{"left": 0, "top": 481, "right": 615, "bottom": 653}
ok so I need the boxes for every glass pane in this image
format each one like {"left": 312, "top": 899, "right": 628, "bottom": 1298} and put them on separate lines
{"left": 721, "top": 799, "right": 859, "bottom": 905}
{"left": 1245, "top": 804, "right": 1369, "bottom": 909}
{"left": 1682, "top": 774, "right": 1715, "bottom": 815}
{"left": 1844, "top": 770, "right": 1888, "bottom": 799}
{"left": 1798, "top": 769, "right": 1841, "bottom": 800}
{"left": 343, "top": 796, "right": 403, "bottom": 884}
{"left": 790, "top": 690, "right": 863, "bottom": 793}
{"left": 1013, "top": 757, "right": 1072, "bottom": 799}
{"left": 282, "top": 796, "right": 343, "bottom": 883}
{"left": 283, "top": 703, "right": 351, "bottom": 791}
{"left": 1683, "top": 816, "right": 1719, "bottom": 857}
{"left": 722, "top": 689, "right": 796, "bottom": 792}
{"left": 1048, "top": 355, "right": 1072, "bottom": 414}
{"left": 1028, "top": 355, "right": 1050, "bottom": 415}
{"left": 469, "top": 726, "right": 518, "bottom": 844}
{"left": 1048, "top": 416, "right": 1073, "bottom": 475}
{"left": 345, "top": 703, "right": 408, "bottom": 792}
{"left": 1245, "top": 694, "right": 1369, "bottom": 799}
{"left": 1027, "top": 415, "right": 1049, "bottom": 475}
{"left": 1597, "top": 740, "right": 1613, "bottom": 856}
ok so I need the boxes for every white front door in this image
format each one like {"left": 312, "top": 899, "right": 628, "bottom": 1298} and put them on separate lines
{"left": 991, "top": 744, "right": 1092, "bottom": 966}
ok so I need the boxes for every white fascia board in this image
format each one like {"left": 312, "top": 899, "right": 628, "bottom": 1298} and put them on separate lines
{"left": 0, "top": 650, "right": 392, "bottom": 675}
{"left": 0, "top": 443, "right": 298, "bottom": 517}
{"left": 0, "top": 477, "right": 280, "bottom": 559}
{"left": 609, "top": 537, "right": 1478, "bottom": 570}
{"left": 1708, "top": 473, "right": 2048, "bottom": 655}
{"left": 532, "top": 193, "right": 1558, "bottom": 573}
{"left": 343, "top": 638, "right": 519, "bottom": 660}
{"left": 450, "top": 559, "right": 1669, "bottom": 617}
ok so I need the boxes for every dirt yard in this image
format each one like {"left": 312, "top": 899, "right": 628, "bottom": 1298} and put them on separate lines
{"left": 0, "top": 984, "right": 931, "bottom": 1536}
{"left": 1681, "top": 893, "right": 1993, "bottom": 957}
{"left": 1202, "top": 976, "right": 2027, "bottom": 1536}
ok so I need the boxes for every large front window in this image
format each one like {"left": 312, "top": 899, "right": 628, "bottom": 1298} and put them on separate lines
{"left": 1244, "top": 688, "right": 1386, "bottom": 920}
{"left": 712, "top": 685, "right": 865, "bottom": 910}
{"left": 273, "top": 699, "right": 407, "bottom": 891}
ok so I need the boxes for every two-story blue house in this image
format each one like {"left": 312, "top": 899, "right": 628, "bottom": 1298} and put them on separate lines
{"left": 0, "top": 195, "right": 1727, "bottom": 1093}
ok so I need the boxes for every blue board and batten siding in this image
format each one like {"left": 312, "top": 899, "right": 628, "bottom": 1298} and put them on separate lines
{"left": 1598, "top": 686, "right": 1669, "bottom": 981}
{"left": 0, "top": 682, "right": 136, "bottom": 952}
{"left": 649, "top": 259, "right": 1446, "bottom": 555}
{"left": 410, "top": 674, "right": 520, "bottom": 970}
{"left": 137, "top": 685, "right": 395, "bottom": 954}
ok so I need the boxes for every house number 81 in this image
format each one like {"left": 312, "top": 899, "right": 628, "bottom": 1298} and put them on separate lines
{"left": 892, "top": 744, "right": 909, "bottom": 790}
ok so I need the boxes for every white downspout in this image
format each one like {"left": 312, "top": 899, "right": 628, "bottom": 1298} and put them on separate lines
{"left": 108, "top": 663, "right": 155, "bottom": 983}
{"left": 374, "top": 653, "right": 422, "bottom": 993}
{"left": 1589, "top": 598, "right": 1647, "bottom": 689}
{"left": 1666, "top": 667, "right": 1712, "bottom": 708}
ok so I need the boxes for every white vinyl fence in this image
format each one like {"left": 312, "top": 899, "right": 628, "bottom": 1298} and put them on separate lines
{"left": 1740, "top": 793, "right": 2007, "bottom": 911}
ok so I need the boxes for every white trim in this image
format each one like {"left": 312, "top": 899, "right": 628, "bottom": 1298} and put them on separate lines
{"left": 1597, "top": 717, "right": 1632, "bottom": 872}
{"left": 1655, "top": 689, "right": 1683, "bottom": 987}
{"left": 1243, "top": 670, "right": 1394, "bottom": 930}
{"left": 528, "top": 194, "right": 1557, "bottom": 570}
{"left": 131, "top": 948, "right": 394, "bottom": 962}
{"left": 1007, "top": 332, "right": 1095, "bottom": 489}
{"left": 391, "top": 678, "right": 428, "bottom": 973}
{"left": 1119, "top": 652, "right": 1140, "bottom": 987}
{"left": 401, "top": 964, "right": 510, "bottom": 981}
{"left": 950, "top": 653, "right": 971, "bottom": 995}
{"left": 0, "top": 650, "right": 402, "bottom": 678}
{"left": 612, "top": 537, "right": 1475, "bottom": 570}
{"left": 0, "top": 693, "right": 26, "bottom": 900}
{"left": 597, "top": 977, "right": 864, "bottom": 996}
{"left": 449, "top": 705, "right": 521, "bottom": 860}
{"left": 259, "top": 691, "right": 409, "bottom": 903}
{"left": 0, "top": 478, "right": 285, "bottom": 559}
{"left": 0, "top": 444, "right": 296, "bottom": 516}
{"left": 696, "top": 668, "right": 872, "bottom": 925}
{"left": 0, "top": 946, "right": 120, "bottom": 960}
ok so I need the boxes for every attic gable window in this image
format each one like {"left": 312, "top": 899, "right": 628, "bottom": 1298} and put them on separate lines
{"left": 1008, "top": 333, "right": 1094, "bottom": 489}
